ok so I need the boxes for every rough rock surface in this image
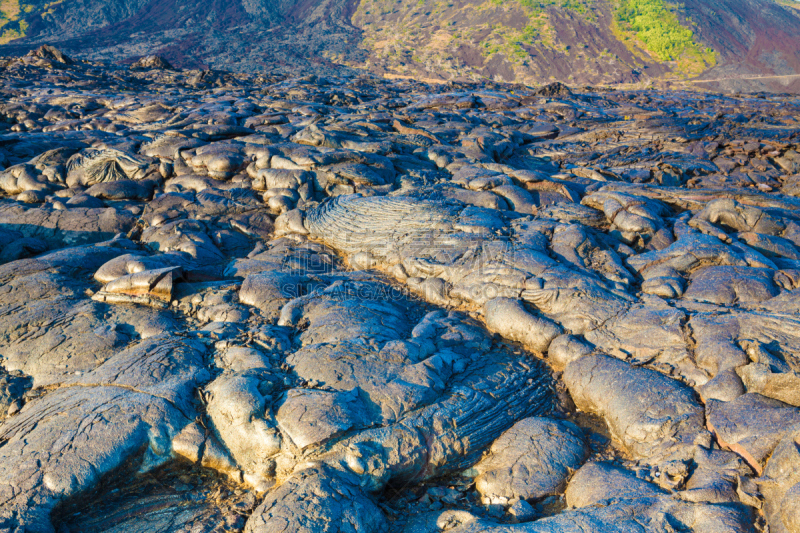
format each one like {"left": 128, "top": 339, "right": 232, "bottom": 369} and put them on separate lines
{"left": 0, "top": 48, "right": 798, "bottom": 533}
{"left": 473, "top": 417, "right": 589, "bottom": 505}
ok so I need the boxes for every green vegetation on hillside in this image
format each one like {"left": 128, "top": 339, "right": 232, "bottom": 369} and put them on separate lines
{"left": 613, "top": 0, "right": 715, "bottom": 75}
{"left": 352, "top": 0, "right": 722, "bottom": 83}
{"left": 0, "top": 0, "right": 28, "bottom": 43}
{"left": 494, "top": 0, "right": 590, "bottom": 14}
{"left": 354, "top": 0, "right": 598, "bottom": 74}
{"left": 776, "top": 0, "right": 800, "bottom": 8}
{"left": 0, "top": 0, "right": 58, "bottom": 43}
{"left": 483, "top": 0, "right": 595, "bottom": 61}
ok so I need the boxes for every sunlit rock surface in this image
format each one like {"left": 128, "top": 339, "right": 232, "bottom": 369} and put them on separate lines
{"left": 0, "top": 46, "right": 799, "bottom": 533}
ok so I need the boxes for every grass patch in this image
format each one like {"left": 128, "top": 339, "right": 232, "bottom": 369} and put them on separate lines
{"left": 0, "top": 0, "right": 62, "bottom": 43}
{"left": 612, "top": 0, "right": 716, "bottom": 76}
{"left": 479, "top": 0, "right": 595, "bottom": 62}
{"left": 0, "top": 0, "right": 32, "bottom": 43}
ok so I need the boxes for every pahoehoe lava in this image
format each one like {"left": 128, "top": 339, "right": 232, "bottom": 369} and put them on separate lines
{"left": 0, "top": 45, "right": 799, "bottom": 533}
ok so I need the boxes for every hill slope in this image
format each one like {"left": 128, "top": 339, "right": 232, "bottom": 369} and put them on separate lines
{"left": 0, "top": 0, "right": 799, "bottom": 92}
{"left": 0, "top": 0, "right": 364, "bottom": 73}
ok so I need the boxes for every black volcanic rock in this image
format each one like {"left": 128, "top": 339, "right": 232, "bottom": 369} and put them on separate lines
{"left": 533, "top": 81, "right": 574, "bottom": 98}
{"left": 130, "top": 54, "right": 175, "bottom": 70}
{"left": 23, "top": 44, "right": 73, "bottom": 65}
